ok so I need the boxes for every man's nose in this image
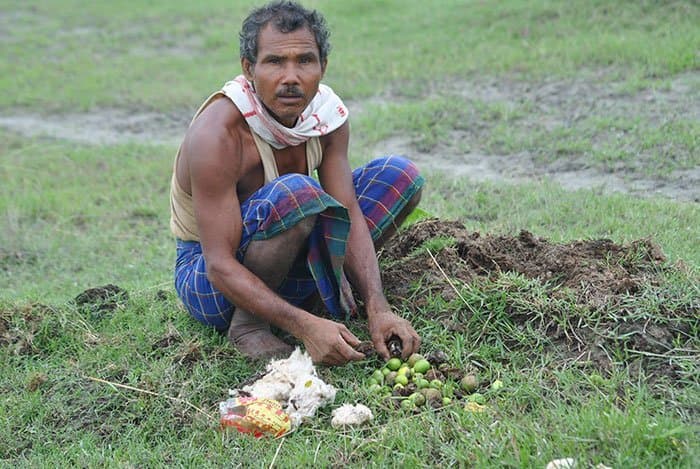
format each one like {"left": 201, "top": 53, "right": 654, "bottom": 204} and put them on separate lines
{"left": 280, "top": 62, "right": 301, "bottom": 86}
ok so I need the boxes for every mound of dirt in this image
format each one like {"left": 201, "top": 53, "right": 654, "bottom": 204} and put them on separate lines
{"left": 381, "top": 219, "right": 697, "bottom": 383}
{"left": 382, "top": 219, "right": 666, "bottom": 307}
{"left": 74, "top": 284, "right": 129, "bottom": 315}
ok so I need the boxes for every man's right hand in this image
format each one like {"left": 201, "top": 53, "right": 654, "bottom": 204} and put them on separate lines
{"left": 300, "top": 316, "right": 365, "bottom": 366}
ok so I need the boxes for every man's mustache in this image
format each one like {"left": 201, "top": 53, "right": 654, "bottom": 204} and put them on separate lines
{"left": 276, "top": 86, "right": 304, "bottom": 98}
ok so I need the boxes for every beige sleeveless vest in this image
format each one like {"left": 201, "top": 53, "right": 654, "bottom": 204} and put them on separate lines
{"left": 169, "top": 92, "right": 323, "bottom": 241}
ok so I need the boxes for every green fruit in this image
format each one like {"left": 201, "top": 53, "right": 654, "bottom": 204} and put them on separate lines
{"left": 400, "top": 399, "right": 415, "bottom": 411}
{"left": 412, "top": 372, "right": 424, "bottom": 382}
{"left": 430, "top": 379, "right": 443, "bottom": 389}
{"left": 491, "top": 379, "right": 504, "bottom": 391}
{"left": 385, "top": 371, "right": 398, "bottom": 386}
{"left": 468, "top": 392, "right": 486, "bottom": 405}
{"left": 372, "top": 370, "right": 384, "bottom": 384}
{"left": 393, "top": 383, "right": 404, "bottom": 392}
{"left": 407, "top": 353, "right": 424, "bottom": 368}
{"left": 368, "top": 378, "right": 378, "bottom": 386}
{"left": 381, "top": 367, "right": 391, "bottom": 376}
{"left": 395, "top": 374, "right": 409, "bottom": 386}
{"left": 368, "top": 383, "right": 382, "bottom": 393}
{"left": 387, "top": 358, "right": 402, "bottom": 371}
{"left": 442, "top": 397, "right": 452, "bottom": 405}
{"left": 460, "top": 374, "right": 478, "bottom": 392}
{"left": 409, "top": 392, "right": 426, "bottom": 406}
{"left": 420, "top": 388, "right": 443, "bottom": 405}
{"left": 398, "top": 366, "right": 412, "bottom": 379}
{"left": 417, "top": 378, "right": 430, "bottom": 389}
{"left": 413, "top": 359, "right": 431, "bottom": 374}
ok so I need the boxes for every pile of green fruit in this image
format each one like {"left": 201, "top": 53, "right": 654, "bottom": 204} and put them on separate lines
{"left": 365, "top": 351, "right": 501, "bottom": 412}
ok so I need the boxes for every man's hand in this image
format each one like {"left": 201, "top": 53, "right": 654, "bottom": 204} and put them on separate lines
{"left": 300, "top": 316, "right": 365, "bottom": 366}
{"left": 368, "top": 310, "right": 420, "bottom": 361}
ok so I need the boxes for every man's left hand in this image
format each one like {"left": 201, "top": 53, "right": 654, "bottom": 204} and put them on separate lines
{"left": 368, "top": 310, "right": 420, "bottom": 360}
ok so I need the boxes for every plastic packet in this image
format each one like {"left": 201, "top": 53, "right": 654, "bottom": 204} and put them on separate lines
{"left": 219, "top": 396, "right": 291, "bottom": 438}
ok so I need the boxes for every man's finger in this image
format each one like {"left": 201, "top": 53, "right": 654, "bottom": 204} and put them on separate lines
{"left": 395, "top": 332, "right": 411, "bottom": 359}
{"left": 395, "top": 328, "right": 419, "bottom": 359}
{"left": 338, "top": 333, "right": 365, "bottom": 361}
{"left": 403, "top": 334, "right": 419, "bottom": 359}
{"left": 339, "top": 327, "right": 361, "bottom": 348}
{"left": 373, "top": 334, "right": 390, "bottom": 360}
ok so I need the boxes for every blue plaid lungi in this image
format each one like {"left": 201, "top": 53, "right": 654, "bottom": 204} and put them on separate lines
{"left": 174, "top": 155, "right": 424, "bottom": 331}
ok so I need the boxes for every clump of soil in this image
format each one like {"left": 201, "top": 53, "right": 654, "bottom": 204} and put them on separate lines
{"left": 381, "top": 219, "right": 698, "bottom": 383}
{"left": 382, "top": 219, "right": 666, "bottom": 304}
{"left": 74, "top": 284, "right": 129, "bottom": 315}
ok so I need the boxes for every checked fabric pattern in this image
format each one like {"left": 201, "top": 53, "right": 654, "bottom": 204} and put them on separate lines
{"left": 174, "top": 155, "right": 424, "bottom": 330}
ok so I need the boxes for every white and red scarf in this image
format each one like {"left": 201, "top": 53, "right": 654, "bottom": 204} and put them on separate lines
{"left": 221, "top": 75, "right": 348, "bottom": 149}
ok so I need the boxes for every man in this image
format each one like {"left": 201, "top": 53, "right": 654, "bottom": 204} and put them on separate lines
{"left": 170, "top": 1, "right": 425, "bottom": 365}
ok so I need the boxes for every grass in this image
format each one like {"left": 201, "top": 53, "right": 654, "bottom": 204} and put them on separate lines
{"left": 1, "top": 0, "right": 699, "bottom": 467}
{"left": 1, "top": 0, "right": 698, "bottom": 110}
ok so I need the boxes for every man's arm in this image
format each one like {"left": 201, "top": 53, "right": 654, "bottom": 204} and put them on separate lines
{"left": 184, "top": 108, "right": 363, "bottom": 365}
{"left": 318, "top": 121, "right": 420, "bottom": 359}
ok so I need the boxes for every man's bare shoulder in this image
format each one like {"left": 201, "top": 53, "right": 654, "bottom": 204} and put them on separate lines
{"left": 176, "top": 98, "right": 252, "bottom": 196}
{"left": 182, "top": 98, "right": 255, "bottom": 182}
{"left": 319, "top": 120, "right": 350, "bottom": 156}
{"left": 185, "top": 98, "right": 247, "bottom": 154}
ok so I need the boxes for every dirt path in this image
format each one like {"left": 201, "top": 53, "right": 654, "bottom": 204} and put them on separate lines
{"left": 368, "top": 71, "right": 699, "bottom": 202}
{"left": 1, "top": 72, "right": 698, "bottom": 201}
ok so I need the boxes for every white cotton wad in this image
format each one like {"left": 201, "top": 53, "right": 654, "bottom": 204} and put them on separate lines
{"left": 330, "top": 403, "right": 373, "bottom": 428}
{"left": 285, "top": 375, "right": 337, "bottom": 427}
{"left": 240, "top": 348, "right": 337, "bottom": 427}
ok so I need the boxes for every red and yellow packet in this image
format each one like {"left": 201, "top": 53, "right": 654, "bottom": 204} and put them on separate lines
{"left": 219, "top": 396, "right": 291, "bottom": 438}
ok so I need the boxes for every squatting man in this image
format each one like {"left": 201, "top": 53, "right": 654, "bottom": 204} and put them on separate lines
{"left": 170, "top": 1, "right": 425, "bottom": 365}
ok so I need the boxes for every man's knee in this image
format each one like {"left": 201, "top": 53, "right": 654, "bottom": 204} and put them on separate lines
{"left": 372, "top": 155, "right": 422, "bottom": 180}
{"left": 406, "top": 186, "right": 423, "bottom": 212}
{"left": 274, "top": 173, "right": 322, "bottom": 193}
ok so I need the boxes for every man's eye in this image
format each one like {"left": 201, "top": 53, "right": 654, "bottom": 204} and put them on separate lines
{"left": 268, "top": 57, "right": 281, "bottom": 64}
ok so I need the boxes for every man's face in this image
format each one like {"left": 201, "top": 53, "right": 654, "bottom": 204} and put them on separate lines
{"left": 242, "top": 23, "right": 326, "bottom": 128}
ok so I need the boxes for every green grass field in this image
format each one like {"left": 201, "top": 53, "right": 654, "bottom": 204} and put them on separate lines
{"left": 1, "top": 0, "right": 698, "bottom": 467}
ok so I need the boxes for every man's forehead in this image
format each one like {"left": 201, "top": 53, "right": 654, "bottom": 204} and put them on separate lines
{"left": 257, "top": 23, "right": 319, "bottom": 55}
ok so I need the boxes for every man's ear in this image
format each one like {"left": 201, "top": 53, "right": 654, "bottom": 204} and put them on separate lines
{"left": 321, "top": 58, "right": 328, "bottom": 77}
{"left": 241, "top": 57, "right": 255, "bottom": 81}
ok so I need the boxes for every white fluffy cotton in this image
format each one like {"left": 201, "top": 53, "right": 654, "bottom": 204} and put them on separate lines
{"left": 240, "top": 348, "right": 337, "bottom": 427}
{"left": 331, "top": 403, "right": 374, "bottom": 428}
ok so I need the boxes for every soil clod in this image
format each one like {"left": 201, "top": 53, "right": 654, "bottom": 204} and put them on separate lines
{"left": 74, "top": 284, "right": 129, "bottom": 314}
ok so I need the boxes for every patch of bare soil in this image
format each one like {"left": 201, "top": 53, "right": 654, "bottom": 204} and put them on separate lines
{"left": 0, "top": 109, "right": 188, "bottom": 146}
{"left": 74, "top": 284, "right": 129, "bottom": 318}
{"left": 0, "top": 303, "right": 52, "bottom": 356}
{"left": 381, "top": 219, "right": 698, "bottom": 383}
{"left": 365, "top": 71, "right": 700, "bottom": 202}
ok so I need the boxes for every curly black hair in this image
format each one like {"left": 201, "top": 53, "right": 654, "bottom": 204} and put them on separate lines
{"left": 239, "top": 1, "right": 331, "bottom": 64}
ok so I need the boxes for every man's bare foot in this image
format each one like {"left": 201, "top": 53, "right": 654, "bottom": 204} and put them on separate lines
{"left": 227, "top": 309, "right": 293, "bottom": 359}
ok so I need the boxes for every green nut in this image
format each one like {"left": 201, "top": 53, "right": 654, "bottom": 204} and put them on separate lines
{"left": 395, "top": 374, "right": 409, "bottom": 386}
{"left": 407, "top": 353, "right": 424, "bottom": 368}
{"left": 460, "top": 374, "right": 478, "bottom": 393}
{"left": 413, "top": 359, "right": 431, "bottom": 374}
